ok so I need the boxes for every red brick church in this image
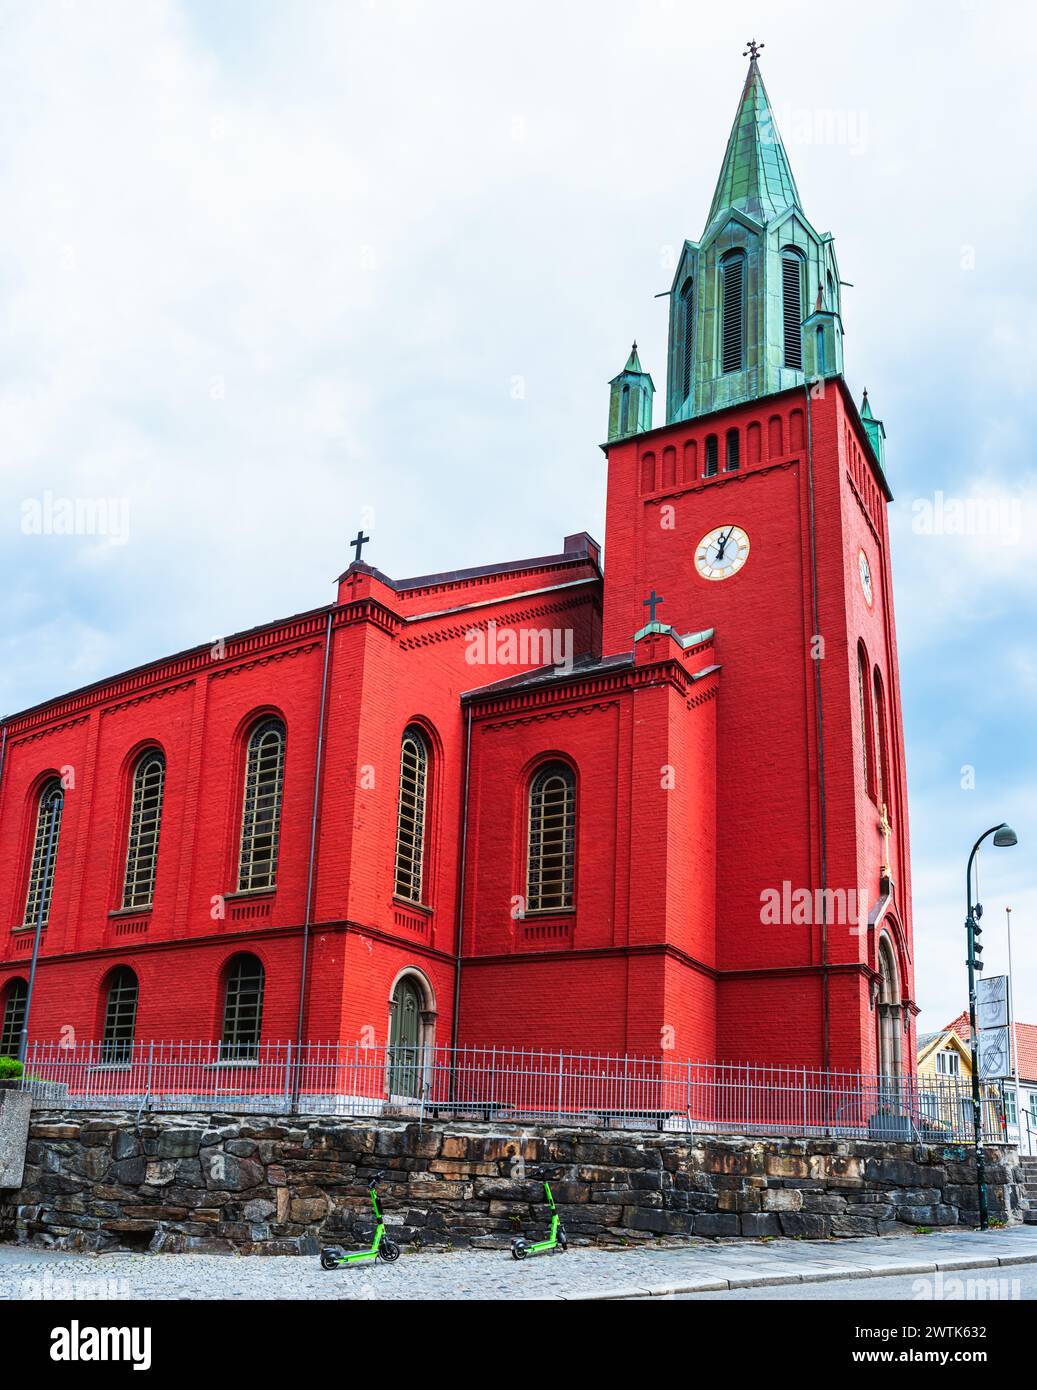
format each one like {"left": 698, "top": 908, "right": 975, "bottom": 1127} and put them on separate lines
{"left": 0, "top": 53, "right": 915, "bottom": 1076}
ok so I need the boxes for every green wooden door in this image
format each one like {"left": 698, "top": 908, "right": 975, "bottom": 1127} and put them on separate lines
{"left": 388, "top": 978, "right": 422, "bottom": 1097}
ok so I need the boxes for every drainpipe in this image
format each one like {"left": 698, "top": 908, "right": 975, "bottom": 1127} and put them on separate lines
{"left": 293, "top": 607, "right": 334, "bottom": 1106}
{"left": 449, "top": 704, "right": 473, "bottom": 1087}
{"left": 803, "top": 380, "right": 831, "bottom": 1074}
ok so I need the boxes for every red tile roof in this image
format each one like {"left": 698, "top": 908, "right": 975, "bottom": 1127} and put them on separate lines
{"left": 942, "top": 1012, "right": 1037, "bottom": 1083}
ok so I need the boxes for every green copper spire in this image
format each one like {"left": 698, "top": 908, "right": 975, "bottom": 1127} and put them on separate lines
{"left": 664, "top": 46, "right": 844, "bottom": 423}
{"left": 705, "top": 56, "right": 801, "bottom": 233}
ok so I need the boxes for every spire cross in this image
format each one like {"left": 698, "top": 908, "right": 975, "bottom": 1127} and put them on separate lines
{"left": 743, "top": 38, "right": 764, "bottom": 60}
{"left": 350, "top": 529, "right": 371, "bottom": 564}
{"left": 643, "top": 590, "right": 664, "bottom": 624}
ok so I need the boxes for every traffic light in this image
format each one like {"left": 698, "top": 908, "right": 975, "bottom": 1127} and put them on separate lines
{"left": 971, "top": 908, "right": 984, "bottom": 972}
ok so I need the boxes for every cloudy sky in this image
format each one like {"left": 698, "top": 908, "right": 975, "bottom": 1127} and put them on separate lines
{"left": 2, "top": 0, "right": 1035, "bottom": 1036}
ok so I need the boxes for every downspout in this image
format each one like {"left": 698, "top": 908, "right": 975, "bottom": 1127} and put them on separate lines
{"left": 803, "top": 380, "right": 831, "bottom": 1074}
{"left": 449, "top": 704, "right": 473, "bottom": 1083}
{"left": 293, "top": 607, "right": 335, "bottom": 1105}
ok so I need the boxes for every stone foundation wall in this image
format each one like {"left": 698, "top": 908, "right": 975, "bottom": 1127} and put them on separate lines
{"left": 0, "top": 1110, "right": 1026, "bottom": 1254}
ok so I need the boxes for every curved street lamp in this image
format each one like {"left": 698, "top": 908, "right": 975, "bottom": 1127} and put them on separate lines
{"left": 965, "top": 822, "right": 1018, "bottom": 1230}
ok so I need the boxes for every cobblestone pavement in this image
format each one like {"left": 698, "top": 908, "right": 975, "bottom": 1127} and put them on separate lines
{"left": 3, "top": 1226, "right": 1037, "bottom": 1300}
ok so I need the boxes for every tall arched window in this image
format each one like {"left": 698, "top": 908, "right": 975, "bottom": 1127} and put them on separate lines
{"left": 876, "top": 938, "right": 902, "bottom": 1077}
{"left": 680, "top": 277, "right": 694, "bottom": 400}
{"left": 122, "top": 751, "right": 166, "bottom": 909}
{"left": 221, "top": 953, "right": 265, "bottom": 1060}
{"left": 781, "top": 248, "right": 804, "bottom": 369}
{"left": 101, "top": 967, "right": 138, "bottom": 1063}
{"left": 873, "top": 671, "right": 889, "bottom": 817}
{"left": 394, "top": 726, "right": 430, "bottom": 904}
{"left": 0, "top": 979, "right": 28, "bottom": 1057}
{"left": 857, "top": 646, "right": 873, "bottom": 798}
{"left": 238, "top": 718, "right": 286, "bottom": 893}
{"left": 720, "top": 250, "right": 746, "bottom": 373}
{"left": 526, "top": 763, "right": 576, "bottom": 913}
{"left": 24, "top": 778, "right": 64, "bottom": 929}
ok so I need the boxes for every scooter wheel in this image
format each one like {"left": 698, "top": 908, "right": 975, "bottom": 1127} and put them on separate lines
{"left": 379, "top": 1240, "right": 400, "bottom": 1263}
{"left": 557, "top": 1230, "right": 568, "bottom": 1252}
{"left": 511, "top": 1239, "right": 529, "bottom": 1261}
{"left": 320, "top": 1250, "right": 341, "bottom": 1270}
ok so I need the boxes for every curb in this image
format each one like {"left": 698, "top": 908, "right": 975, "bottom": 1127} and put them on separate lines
{"left": 569, "top": 1251, "right": 1037, "bottom": 1300}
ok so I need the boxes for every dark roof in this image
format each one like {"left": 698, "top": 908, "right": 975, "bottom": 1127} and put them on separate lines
{"left": 337, "top": 533, "right": 602, "bottom": 589}
{"left": 462, "top": 651, "right": 633, "bottom": 702}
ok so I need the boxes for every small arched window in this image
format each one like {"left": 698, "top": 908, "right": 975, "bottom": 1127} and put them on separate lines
{"left": 24, "top": 778, "right": 64, "bottom": 929}
{"left": 122, "top": 751, "right": 166, "bottom": 909}
{"left": 221, "top": 954, "right": 265, "bottom": 1060}
{"left": 781, "top": 249, "right": 804, "bottom": 369}
{"left": 703, "top": 434, "right": 719, "bottom": 478}
{"left": 395, "top": 726, "right": 430, "bottom": 904}
{"left": 0, "top": 979, "right": 28, "bottom": 1058}
{"left": 618, "top": 383, "right": 630, "bottom": 435}
{"left": 238, "top": 718, "right": 286, "bottom": 893}
{"left": 725, "top": 428, "right": 740, "bottom": 472}
{"left": 720, "top": 250, "right": 746, "bottom": 373}
{"left": 526, "top": 763, "right": 576, "bottom": 913}
{"left": 680, "top": 277, "right": 694, "bottom": 400}
{"left": 102, "top": 967, "right": 138, "bottom": 1063}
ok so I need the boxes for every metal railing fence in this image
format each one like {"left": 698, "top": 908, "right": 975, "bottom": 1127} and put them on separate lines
{"left": 11, "top": 1039, "right": 1008, "bottom": 1143}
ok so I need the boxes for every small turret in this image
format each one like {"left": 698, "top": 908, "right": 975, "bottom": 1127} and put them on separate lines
{"left": 608, "top": 342, "right": 655, "bottom": 441}
{"left": 860, "top": 389, "right": 887, "bottom": 468}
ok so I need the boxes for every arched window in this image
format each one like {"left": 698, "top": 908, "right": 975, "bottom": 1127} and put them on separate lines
{"left": 857, "top": 646, "right": 873, "bottom": 798}
{"left": 725, "top": 428, "right": 740, "bottom": 472}
{"left": 720, "top": 250, "right": 746, "bottom": 373}
{"left": 24, "top": 778, "right": 64, "bottom": 929}
{"left": 221, "top": 954, "right": 265, "bottom": 1060}
{"left": 0, "top": 979, "right": 28, "bottom": 1058}
{"left": 526, "top": 763, "right": 576, "bottom": 913}
{"left": 703, "top": 433, "right": 719, "bottom": 478}
{"left": 873, "top": 671, "right": 889, "bottom": 817}
{"left": 816, "top": 325, "right": 826, "bottom": 375}
{"left": 101, "top": 967, "right": 138, "bottom": 1063}
{"left": 876, "top": 937, "right": 902, "bottom": 1077}
{"left": 122, "top": 751, "right": 166, "bottom": 909}
{"left": 238, "top": 718, "right": 286, "bottom": 893}
{"left": 394, "top": 726, "right": 430, "bottom": 904}
{"left": 679, "top": 277, "right": 694, "bottom": 400}
{"left": 781, "top": 248, "right": 804, "bottom": 369}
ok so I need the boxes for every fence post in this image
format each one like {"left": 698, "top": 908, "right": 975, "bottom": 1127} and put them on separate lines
{"left": 284, "top": 1040, "right": 292, "bottom": 1114}
{"left": 557, "top": 1050, "right": 564, "bottom": 1121}
{"left": 146, "top": 1040, "right": 154, "bottom": 1113}
{"left": 802, "top": 1066, "right": 808, "bottom": 1137}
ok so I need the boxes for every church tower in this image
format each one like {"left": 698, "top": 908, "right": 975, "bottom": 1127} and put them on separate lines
{"left": 599, "top": 45, "right": 913, "bottom": 1075}
{"left": 665, "top": 47, "right": 843, "bottom": 423}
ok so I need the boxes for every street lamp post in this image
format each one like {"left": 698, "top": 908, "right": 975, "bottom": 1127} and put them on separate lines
{"left": 965, "top": 822, "right": 1018, "bottom": 1231}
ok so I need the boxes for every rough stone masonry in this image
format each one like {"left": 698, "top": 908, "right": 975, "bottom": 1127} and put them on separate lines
{"left": 0, "top": 1110, "right": 1027, "bottom": 1255}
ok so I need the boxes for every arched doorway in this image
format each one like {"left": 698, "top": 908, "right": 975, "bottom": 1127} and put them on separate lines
{"left": 387, "top": 973, "right": 433, "bottom": 1099}
{"left": 876, "top": 936, "right": 902, "bottom": 1078}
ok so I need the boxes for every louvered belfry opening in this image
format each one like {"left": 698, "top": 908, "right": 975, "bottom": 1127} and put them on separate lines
{"left": 101, "top": 967, "right": 138, "bottom": 1063}
{"left": 704, "top": 434, "right": 719, "bottom": 478}
{"left": 394, "top": 727, "right": 429, "bottom": 903}
{"left": 122, "top": 751, "right": 166, "bottom": 909}
{"left": 721, "top": 251, "right": 745, "bottom": 373}
{"left": 24, "top": 778, "right": 63, "bottom": 929}
{"left": 680, "top": 278, "right": 694, "bottom": 401}
{"left": 782, "top": 251, "right": 804, "bottom": 369}
{"left": 726, "top": 428, "right": 740, "bottom": 472}
{"left": 238, "top": 718, "right": 286, "bottom": 893}
{"left": 527, "top": 764, "right": 576, "bottom": 912}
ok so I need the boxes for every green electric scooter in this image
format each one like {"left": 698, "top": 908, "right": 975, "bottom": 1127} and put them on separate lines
{"left": 511, "top": 1180, "right": 567, "bottom": 1259}
{"left": 320, "top": 1172, "right": 400, "bottom": 1269}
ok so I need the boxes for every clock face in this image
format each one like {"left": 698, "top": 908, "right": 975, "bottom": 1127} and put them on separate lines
{"left": 695, "top": 525, "right": 750, "bottom": 581}
{"left": 858, "top": 549, "right": 874, "bottom": 607}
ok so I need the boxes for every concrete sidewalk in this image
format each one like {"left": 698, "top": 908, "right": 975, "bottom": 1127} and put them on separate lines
{"left": 572, "top": 1225, "right": 1037, "bottom": 1301}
